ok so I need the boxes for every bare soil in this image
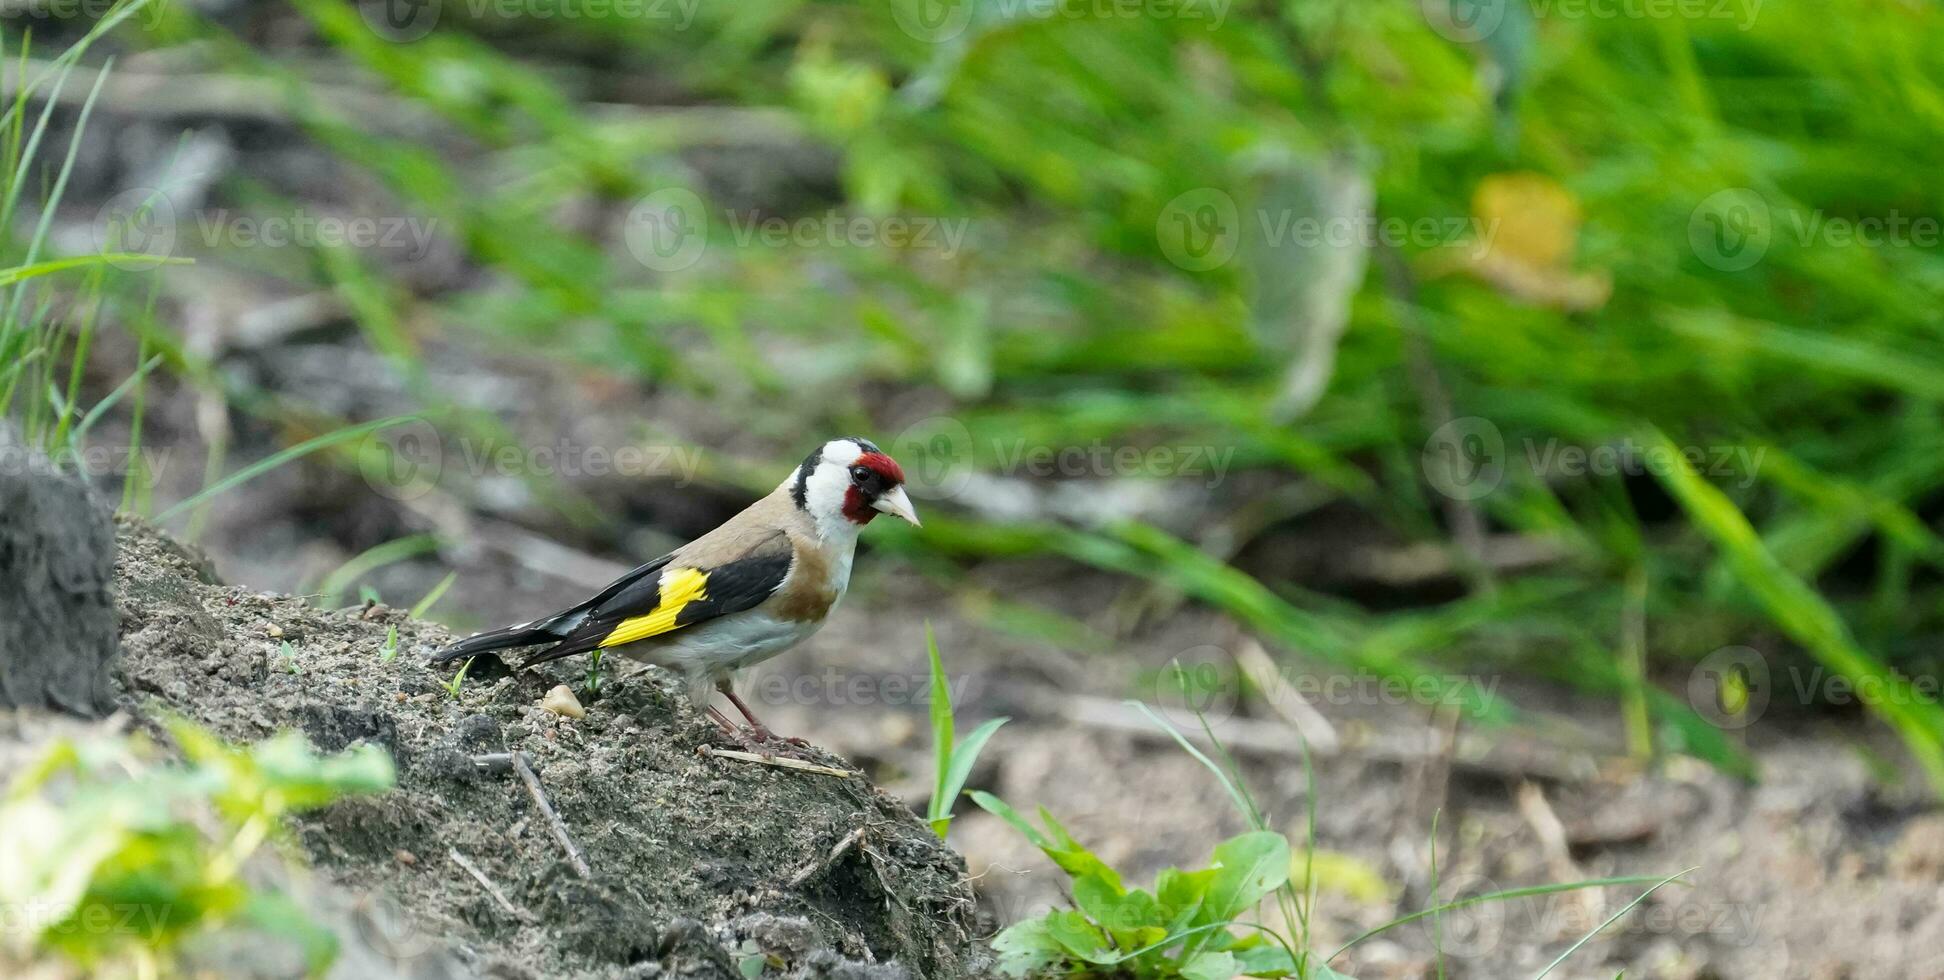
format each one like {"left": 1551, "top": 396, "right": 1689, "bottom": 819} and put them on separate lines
{"left": 110, "top": 515, "right": 992, "bottom": 980}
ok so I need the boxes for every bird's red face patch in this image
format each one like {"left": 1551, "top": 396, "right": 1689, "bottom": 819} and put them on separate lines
{"left": 855, "top": 452, "right": 905, "bottom": 485}
{"left": 841, "top": 451, "right": 906, "bottom": 525}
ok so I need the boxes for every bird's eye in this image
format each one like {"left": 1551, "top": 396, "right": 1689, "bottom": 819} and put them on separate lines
{"left": 849, "top": 465, "right": 871, "bottom": 484}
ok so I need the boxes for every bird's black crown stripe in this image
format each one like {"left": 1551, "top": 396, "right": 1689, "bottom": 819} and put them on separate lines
{"left": 791, "top": 444, "right": 823, "bottom": 509}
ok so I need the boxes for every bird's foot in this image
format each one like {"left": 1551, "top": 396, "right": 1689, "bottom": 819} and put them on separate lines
{"left": 734, "top": 726, "right": 815, "bottom": 758}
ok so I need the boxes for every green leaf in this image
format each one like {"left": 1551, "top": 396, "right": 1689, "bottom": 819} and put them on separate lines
{"left": 926, "top": 622, "right": 953, "bottom": 821}
{"left": 1181, "top": 949, "right": 1238, "bottom": 980}
{"left": 1234, "top": 943, "right": 1299, "bottom": 977}
{"left": 241, "top": 890, "right": 339, "bottom": 976}
{"left": 967, "top": 790, "right": 1049, "bottom": 849}
{"left": 991, "top": 916, "right": 1067, "bottom": 977}
{"left": 933, "top": 716, "right": 1006, "bottom": 829}
{"left": 1041, "top": 909, "right": 1117, "bottom": 965}
{"left": 1203, "top": 831, "right": 1290, "bottom": 922}
{"left": 1156, "top": 866, "right": 1214, "bottom": 932}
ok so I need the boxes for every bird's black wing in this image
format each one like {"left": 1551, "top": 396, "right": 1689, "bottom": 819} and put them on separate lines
{"left": 514, "top": 531, "right": 796, "bottom": 668}
{"left": 427, "top": 552, "right": 675, "bottom": 665}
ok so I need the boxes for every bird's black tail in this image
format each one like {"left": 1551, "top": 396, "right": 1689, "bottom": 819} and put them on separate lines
{"left": 429, "top": 621, "right": 565, "bottom": 665}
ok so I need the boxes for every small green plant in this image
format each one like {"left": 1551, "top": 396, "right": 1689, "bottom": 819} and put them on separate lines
{"left": 379, "top": 625, "right": 400, "bottom": 663}
{"left": 971, "top": 663, "right": 1690, "bottom": 979}
{"left": 924, "top": 623, "right": 1007, "bottom": 837}
{"left": 972, "top": 791, "right": 1298, "bottom": 979}
{"left": 586, "top": 649, "right": 605, "bottom": 694}
{"left": 443, "top": 656, "right": 477, "bottom": 699}
{"left": 278, "top": 640, "right": 300, "bottom": 674}
{"left": 0, "top": 719, "right": 394, "bottom": 977}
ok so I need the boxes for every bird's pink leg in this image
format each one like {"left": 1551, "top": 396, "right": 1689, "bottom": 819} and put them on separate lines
{"left": 717, "top": 678, "right": 809, "bottom": 746}
{"left": 705, "top": 705, "right": 740, "bottom": 734}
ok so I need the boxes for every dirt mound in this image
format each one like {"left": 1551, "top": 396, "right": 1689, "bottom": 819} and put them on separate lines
{"left": 110, "top": 516, "right": 990, "bottom": 980}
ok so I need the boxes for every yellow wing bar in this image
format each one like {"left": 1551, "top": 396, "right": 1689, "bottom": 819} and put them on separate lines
{"left": 600, "top": 567, "right": 709, "bottom": 648}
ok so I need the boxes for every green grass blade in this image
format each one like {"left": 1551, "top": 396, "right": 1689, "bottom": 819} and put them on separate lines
{"left": 69, "top": 352, "right": 163, "bottom": 445}
{"left": 0, "top": 255, "right": 191, "bottom": 287}
{"left": 410, "top": 571, "right": 459, "bottom": 620}
{"left": 1531, "top": 870, "right": 1696, "bottom": 979}
{"left": 316, "top": 534, "right": 441, "bottom": 606}
{"left": 926, "top": 622, "right": 954, "bottom": 826}
{"left": 934, "top": 716, "right": 1007, "bottom": 832}
{"left": 1647, "top": 427, "right": 1944, "bottom": 794}
{"left": 156, "top": 415, "right": 419, "bottom": 524}
{"left": 1326, "top": 874, "right": 1683, "bottom": 963}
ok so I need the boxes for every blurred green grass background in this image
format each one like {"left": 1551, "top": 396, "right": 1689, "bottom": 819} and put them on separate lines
{"left": 7, "top": 0, "right": 1944, "bottom": 787}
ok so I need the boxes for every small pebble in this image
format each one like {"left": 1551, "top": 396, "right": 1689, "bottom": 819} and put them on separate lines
{"left": 267, "top": 623, "right": 284, "bottom": 638}
{"left": 394, "top": 849, "right": 417, "bottom": 866}
{"left": 541, "top": 684, "right": 586, "bottom": 720}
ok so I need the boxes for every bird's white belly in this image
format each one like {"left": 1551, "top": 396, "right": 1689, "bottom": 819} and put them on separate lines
{"left": 616, "top": 610, "right": 824, "bottom": 676}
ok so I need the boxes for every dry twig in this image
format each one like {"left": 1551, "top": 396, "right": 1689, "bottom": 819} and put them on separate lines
{"left": 447, "top": 848, "right": 529, "bottom": 921}
{"left": 788, "top": 827, "right": 868, "bottom": 888}
{"left": 511, "top": 752, "right": 593, "bottom": 880}
{"left": 698, "top": 745, "right": 854, "bottom": 778}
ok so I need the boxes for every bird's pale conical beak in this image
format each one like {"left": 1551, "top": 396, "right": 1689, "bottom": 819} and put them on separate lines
{"left": 872, "top": 485, "right": 922, "bottom": 526}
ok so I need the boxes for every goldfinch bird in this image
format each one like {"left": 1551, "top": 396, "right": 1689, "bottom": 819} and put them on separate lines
{"left": 429, "top": 437, "right": 920, "bottom": 739}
